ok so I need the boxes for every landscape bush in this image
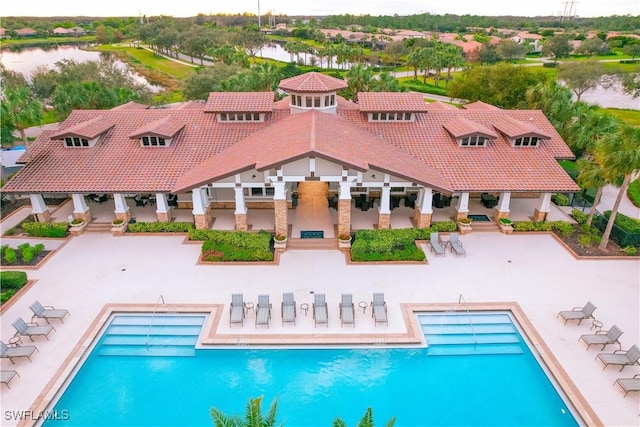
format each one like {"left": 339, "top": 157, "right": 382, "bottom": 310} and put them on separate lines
{"left": 570, "top": 209, "right": 588, "bottom": 225}
{"left": 602, "top": 211, "right": 640, "bottom": 233}
{"left": 350, "top": 228, "right": 426, "bottom": 262}
{"left": 627, "top": 179, "right": 640, "bottom": 208}
{"left": 0, "top": 271, "right": 28, "bottom": 304}
{"left": 128, "top": 222, "right": 193, "bottom": 233}
{"left": 551, "top": 193, "right": 570, "bottom": 206}
{"left": 623, "top": 246, "right": 638, "bottom": 256}
{"left": 21, "top": 221, "right": 68, "bottom": 238}
{"left": 1, "top": 243, "right": 46, "bottom": 265}
{"left": 199, "top": 230, "right": 273, "bottom": 262}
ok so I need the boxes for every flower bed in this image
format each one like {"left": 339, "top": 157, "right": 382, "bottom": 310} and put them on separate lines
{"left": 198, "top": 230, "right": 273, "bottom": 262}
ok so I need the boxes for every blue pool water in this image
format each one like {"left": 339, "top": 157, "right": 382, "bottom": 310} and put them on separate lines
{"left": 43, "top": 313, "right": 579, "bottom": 427}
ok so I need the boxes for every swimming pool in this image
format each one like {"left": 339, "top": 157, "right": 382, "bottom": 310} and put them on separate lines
{"left": 42, "top": 312, "right": 579, "bottom": 426}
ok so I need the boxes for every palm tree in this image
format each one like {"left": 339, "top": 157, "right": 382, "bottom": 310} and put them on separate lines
{"left": 333, "top": 407, "right": 396, "bottom": 427}
{"left": 345, "top": 64, "right": 374, "bottom": 103}
{"left": 568, "top": 109, "right": 620, "bottom": 157}
{"left": 596, "top": 125, "right": 640, "bottom": 250}
{"left": 211, "top": 396, "right": 279, "bottom": 427}
{"left": 576, "top": 156, "right": 610, "bottom": 227}
{"left": 1, "top": 86, "right": 43, "bottom": 160}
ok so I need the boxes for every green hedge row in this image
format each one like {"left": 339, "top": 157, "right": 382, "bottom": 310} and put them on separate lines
{"left": 1, "top": 271, "right": 28, "bottom": 304}
{"left": 128, "top": 222, "right": 194, "bottom": 233}
{"left": 602, "top": 211, "right": 640, "bottom": 233}
{"left": 1, "top": 243, "right": 45, "bottom": 265}
{"left": 198, "top": 230, "right": 273, "bottom": 262}
{"left": 21, "top": 222, "right": 68, "bottom": 238}
{"left": 627, "top": 179, "right": 640, "bottom": 208}
{"left": 594, "top": 211, "right": 640, "bottom": 247}
{"left": 513, "top": 220, "right": 575, "bottom": 237}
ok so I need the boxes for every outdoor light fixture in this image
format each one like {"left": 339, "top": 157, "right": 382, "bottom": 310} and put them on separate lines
{"left": 251, "top": 174, "right": 256, "bottom": 179}
{"left": 371, "top": 174, "right": 376, "bottom": 179}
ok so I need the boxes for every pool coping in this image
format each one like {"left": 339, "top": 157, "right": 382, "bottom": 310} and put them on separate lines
{"left": 24, "top": 302, "right": 601, "bottom": 427}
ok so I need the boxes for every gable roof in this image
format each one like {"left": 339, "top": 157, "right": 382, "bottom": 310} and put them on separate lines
{"left": 173, "top": 110, "right": 451, "bottom": 193}
{"left": 358, "top": 92, "right": 429, "bottom": 112}
{"left": 425, "top": 101, "right": 459, "bottom": 111}
{"left": 128, "top": 116, "right": 185, "bottom": 139}
{"left": 50, "top": 116, "right": 114, "bottom": 140}
{"left": 279, "top": 72, "right": 348, "bottom": 93}
{"left": 493, "top": 116, "right": 551, "bottom": 139}
{"left": 204, "top": 92, "right": 274, "bottom": 113}
{"left": 463, "top": 101, "right": 501, "bottom": 110}
{"left": 443, "top": 116, "right": 499, "bottom": 139}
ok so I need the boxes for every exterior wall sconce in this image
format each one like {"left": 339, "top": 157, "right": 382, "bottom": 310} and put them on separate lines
{"left": 371, "top": 174, "right": 376, "bottom": 179}
{"left": 251, "top": 174, "right": 256, "bottom": 179}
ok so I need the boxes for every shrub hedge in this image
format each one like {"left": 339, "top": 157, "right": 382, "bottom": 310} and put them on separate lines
{"left": 594, "top": 211, "right": 640, "bottom": 247}
{"left": 513, "top": 220, "right": 576, "bottom": 236}
{"left": 21, "top": 221, "right": 68, "bottom": 238}
{"left": 128, "top": 222, "right": 194, "bottom": 233}
{"left": 552, "top": 193, "right": 570, "bottom": 206}
{"left": 0, "top": 271, "right": 28, "bottom": 304}
{"left": 1, "top": 243, "right": 46, "bottom": 265}
{"left": 199, "top": 230, "right": 273, "bottom": 262}
{"left": 628, "top": 179, "right": 640, "bottom": 208}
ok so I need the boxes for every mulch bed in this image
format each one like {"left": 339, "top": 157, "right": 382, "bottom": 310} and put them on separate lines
{"left": 552, "top": 230, "right": 626, "bottom": 257}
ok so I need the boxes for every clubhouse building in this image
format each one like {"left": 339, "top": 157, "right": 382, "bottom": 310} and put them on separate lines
{"left": 3, "top": 72, "right": 579, "bottom": 239}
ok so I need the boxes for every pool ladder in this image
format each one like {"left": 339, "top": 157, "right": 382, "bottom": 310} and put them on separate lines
{"left": 458, "top": 294, "right": 478, "bottom": 350}
{"left": 145, "top": 294, "right": 165, "bottom": 350}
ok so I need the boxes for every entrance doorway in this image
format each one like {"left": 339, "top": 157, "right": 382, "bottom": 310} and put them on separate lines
{"left": 290, "top": 181, "right": 336, "bottom": 238}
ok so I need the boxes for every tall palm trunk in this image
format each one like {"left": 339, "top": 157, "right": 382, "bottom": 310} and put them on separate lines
{"left": 598, "top": 174, "right": 630, "bottom": 250}
{"left": 586, "top": 186, "right": 603, "bottom": 227}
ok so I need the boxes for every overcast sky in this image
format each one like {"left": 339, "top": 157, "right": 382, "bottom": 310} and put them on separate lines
{"left": 1, "top": 0, "right": 637, "bottom": 18}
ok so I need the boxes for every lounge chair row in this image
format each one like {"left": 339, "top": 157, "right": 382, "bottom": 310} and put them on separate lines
{"left": 429, "top": 232, "right": 465, "bottom": 257}
{"left": 557, "top": 302, "right": 639, "bottom": 398}
{"left": 229, "top": 292, "right": 389, "bottom": 328}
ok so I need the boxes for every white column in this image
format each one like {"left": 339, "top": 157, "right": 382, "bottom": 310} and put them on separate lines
{"left": 113, "top": 193, "right": 129, "bottom": 214}
{"left": 192, "top": 188, "right": 208, "bottom": 215}
{"left": 537, "top": 192, "right": 552, "bottom": 213}
{"left": 155, "top": 193, "right": 169, "bottom": 213}
{"left": 419, "top": 188, "right": 433, "bottom": 213}
{"left": 497, "top": 192, "right": 511, "bottom": 212}
{"left": 234, "top": 186, "right": 246, "bottom": 214}
{"left": 456, "top": 192, "right": 469, "bottom": 213}
{"left": 339, "top": 181, "right": 352, "bottom": 199}
{"left": 71, "top": 194, "right": 89, "bottom": 215}
{"left": 29, "top": 194, "right": 47, "bottom": 213}
{"left": 379, "top": 186, "right": 391, "bottom": 214}
{"left": 272, "top": 182, "right": 286, "bottom": 200}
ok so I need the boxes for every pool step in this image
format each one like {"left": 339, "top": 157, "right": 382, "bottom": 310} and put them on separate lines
{"left": 98, "top": 315, "right": 205, "bottom": 357}
{"left": 419, "top": 313, "right": 523, "bottom": 356}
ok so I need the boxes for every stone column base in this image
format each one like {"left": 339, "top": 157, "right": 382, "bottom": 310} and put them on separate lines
{"left": 338, "top": 199, "right": 352, "bottom": 237}
{"left": 235, "top": 213, "right": 248, "bottom": 232}
{"left": 35, "top": 210, "right": 52, "bottom": 223}
{"left": 454, "top": 210, "right": 468, "bottom": 221}
{"left": 194, "top": 213, "right": 210, "bottom": 230}
{"left": 494, "top": 210, "right": 509, "bottom": 222}
{"left": 115, "top": 211, "right": 131, "bottom": 224}
{"left": 414, "top": 210, "right": 432, "bottom": 228}
{"left": 533, "top": 208, "right": 547, "bottom": 222}
{"left": 377, "top": 213, "right": 391, "bottom": 229}
{"left": 75, "top": 208, "right": 92, "bottom": 223}
{"left": 157, "top": 211, "right": 171, "bottom": 223}
{"left": 273, "top": 199, "right": 288, "bottom": 236}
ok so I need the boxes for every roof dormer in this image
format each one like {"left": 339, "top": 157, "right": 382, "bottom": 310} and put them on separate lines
{"left": 128, "top": 116, "right": 185, "bottom": 147}
{"left": 204, "top": 92, "right": 273, "bottom": 122}
{"left": 51, "top": 116, "right": 114, "bottom": 148}
{"left": 443, "top": 116, "right": 498, "bottom": 147}
{"left": 493, "top": 116, "right": 551, "bottom": 148}
{"left": 278, "top": 72, "right": 347, "bottom": 114}
{"left": 358, "top": 92, "right": 428, "bottom": 122}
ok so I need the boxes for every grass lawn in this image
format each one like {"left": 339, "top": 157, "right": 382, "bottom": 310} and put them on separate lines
{"left": 603, "top": 108, "right": 640, "bottom": 126}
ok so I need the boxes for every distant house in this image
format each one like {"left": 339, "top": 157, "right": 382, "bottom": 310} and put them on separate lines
{"left": 15, "top": 28, "right": 37, "bottom": 37}
{"left": 53, "top": 26, "right": 86, "bottom": 36}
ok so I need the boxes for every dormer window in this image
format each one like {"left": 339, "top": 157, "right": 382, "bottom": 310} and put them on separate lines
{"left": 219, "top": 113, "right": 262, "bottom": 122}
{"left": 370, "top": 112, "right": 412, "bottom": 122}
{"left": 64, "top": 137, "right": 90, "bottom": 147}
{"left": 460, "top": 136, "right": 487, "bottom": 147}
{"left": 142, "top": 136, "right": 167, "bottom": 146}
{"left": 513, "top": 136, "right": 539, "bottom": 147}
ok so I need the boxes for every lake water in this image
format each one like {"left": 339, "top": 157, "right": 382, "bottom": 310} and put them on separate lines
{"left": 258, "top": 42, "right": 356, "bottom": 69}
{"left": 0, "top": 45, "right": 162, "bottom": 92}
{"left": 579, "top": 81, "right": 639, "bottom": 110}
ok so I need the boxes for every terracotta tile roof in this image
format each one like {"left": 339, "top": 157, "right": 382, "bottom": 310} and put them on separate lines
{"left": 463, "top": 101, "right": 501, "bottom": 110}
{"left": 110, "top": 101, "right": 149, "bottom": 111}
{"left": 425, "top": 101, "right": 459, "bottom": 111}
{"left": 443, "top": 116, "right": 499, "bottom": 139}
{"left": 279, "top": 72, "right": 347, "bottom": 93}
{"left": 50, "top": 116, "right": 115, "bottom": 140}
{"left": 204, "top": 92, "right": 274, "bottom": 112}
{"left": 172, "top": 101, "right": 206, "bottom": 110}
{"left": 173, "top": 110, "right": 451, "bottom": 193}
{"left": 128, "top": 116, "right": 186, "bottom": 139}
{"left": 358, "top": 92, "right": 429, "bottom": 112}
{"left": 493, "top": 116, "right": 551, "bottom": 139}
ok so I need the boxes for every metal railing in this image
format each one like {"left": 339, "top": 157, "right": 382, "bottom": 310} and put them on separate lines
{"left": 458, "top": 294, "right": 477, "bottom": 350}
{"left": 145, "top": 294, "right": 165, "bottom": 350}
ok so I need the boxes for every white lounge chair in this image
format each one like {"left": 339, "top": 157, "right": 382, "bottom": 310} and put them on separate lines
{"left": 579, "top": 325, "right": 623, "bottom": 350}
{"left": 30, "top": 300, "right": 70, "bottom": 324}
{"left": 281, "top": 292, "right": 296, "bottom": 326}
{"left": 1, "top": 341, "right": 38, "bottom": 364}
{"left": 429, "top": 232, "right": 445, "bottom": 257}
{"left": 255, "top": 294, "right": 272, "bottom": 328}
{"left": 12, "top": 317, "right": 55, "bottom": 341}
{"left": 339, "top": 294, "right": 355, "bottom": 328}
{"left": 371, "top": 292, "right": 388, "bottom": 326}
{"left": 614, "top": 374, "right": 640, "bottom": 398}
{"left": 557, "top": 302, "right": 597, "bottom": 325}
{"left": 229, "top": 293, "right": 245, "bottom": 327}
{"left": 449, "top": 232, "right": 466, "bottom": 257}
{"left": 597, "top": 345, "right": 640, "bottom": 372}
{"left": 313, "top": 293, "right": 328, "bottom": 328}
{"left": 1, "top": 370, "right": 19, "bottom": 389}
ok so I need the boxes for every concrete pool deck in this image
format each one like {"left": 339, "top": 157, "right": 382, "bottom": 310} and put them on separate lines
{"left": 0, "top": 231, "right": 638, "bottom": 426}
